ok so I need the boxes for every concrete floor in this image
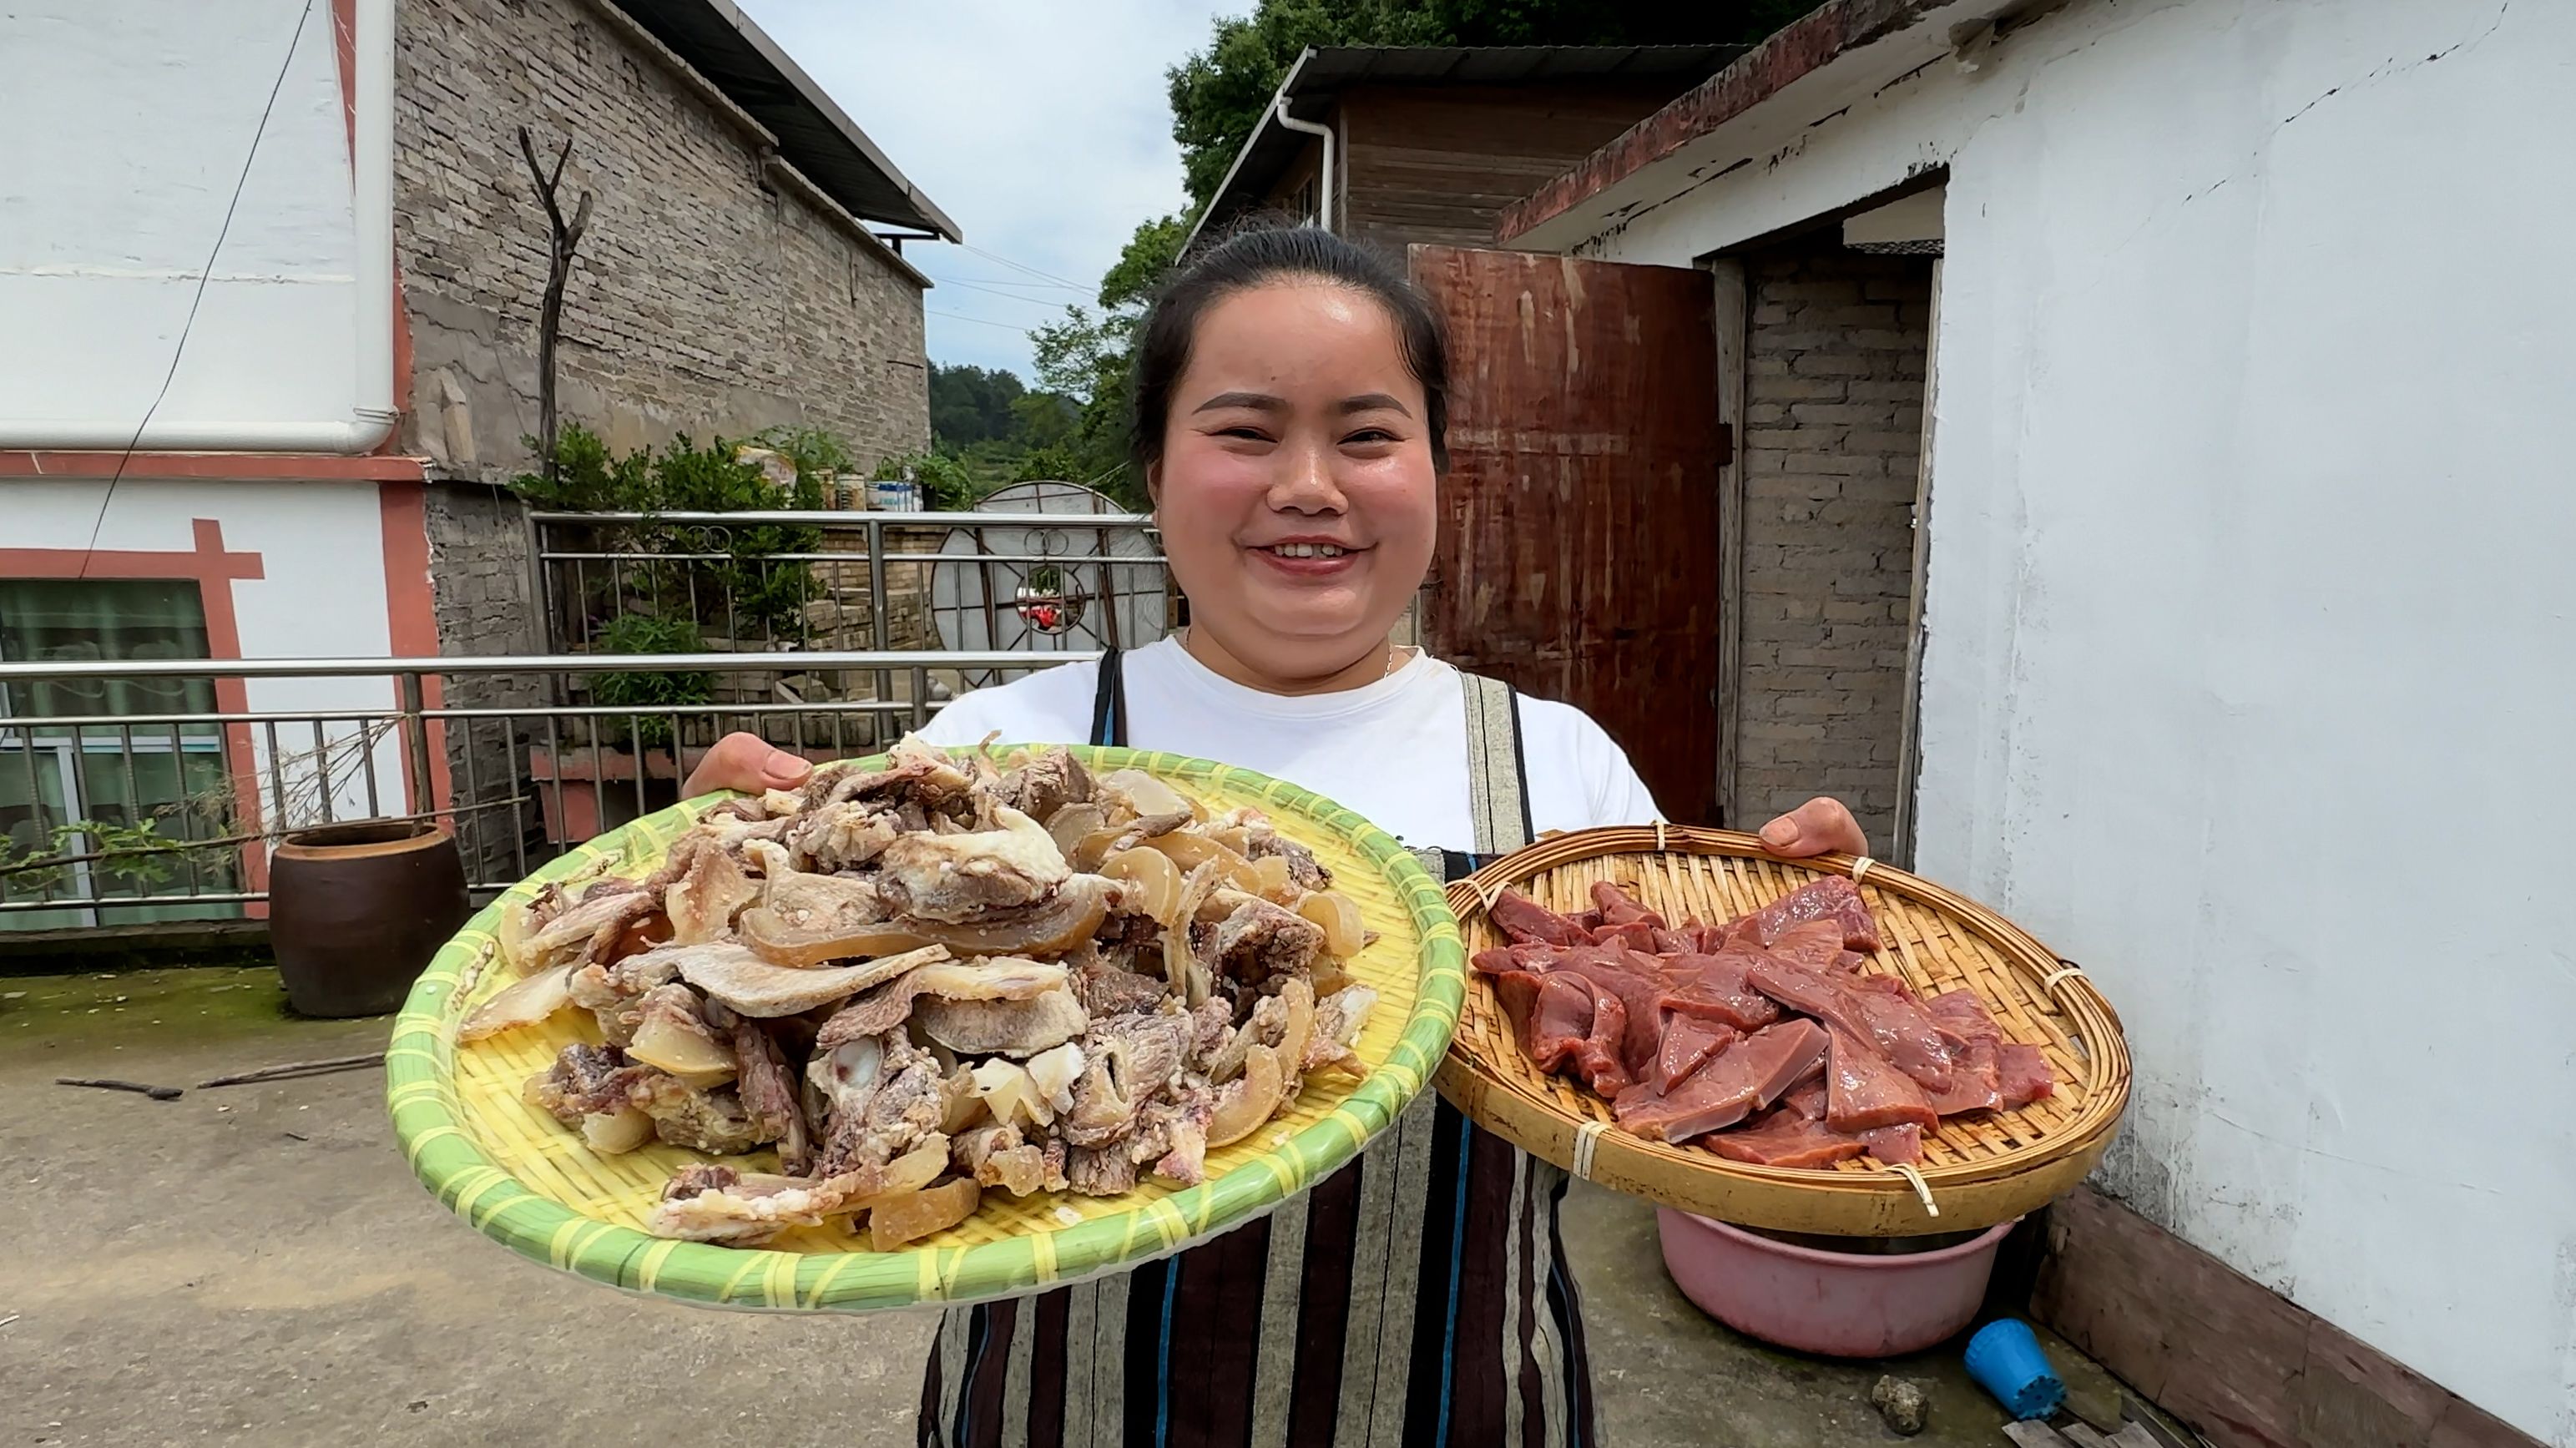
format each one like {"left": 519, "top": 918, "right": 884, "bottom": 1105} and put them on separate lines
{"left": 3, "top": 967, "right": 2157, "bottom": 1447}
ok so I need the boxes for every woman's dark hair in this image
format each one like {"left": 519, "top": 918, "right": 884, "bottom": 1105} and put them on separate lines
{"left": 1130, "top": 223, "right": 1451, "bottom": 481}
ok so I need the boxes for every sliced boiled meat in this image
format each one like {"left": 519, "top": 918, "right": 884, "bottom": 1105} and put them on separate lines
{"left": 1858, "top": 1123, "right": 1923, "bottom": 1165}
{"left": 1735, "top": 876, "right": 1882, "bottom": 952}
{"left": 1591, "top": 880, "right": 1664, "bottom": 929}
{"left": 1705, "top": 1111, "right": 1870, "bottom": 1168}
{"left": 1659, "top": 948, "right": 1782, "bottom": 1032}
{"left": 1654, "top": 1014, "right": 1738, "bottom": 1093}
{"left": 1748, "top": 958, "right": 1953, "bottom": 1093}
{"left": 1614, "top": 1018, "right": 1827, "bottom": 1142}
{"left": 1490, "top": 888, "right": 1587, "bottom": 947}
{"left": 1825, "top": 1028, "right": 1939, "bottom": 1132}
{"left": 1997, "top": 1043, "right": 2055, "bottom": 1107}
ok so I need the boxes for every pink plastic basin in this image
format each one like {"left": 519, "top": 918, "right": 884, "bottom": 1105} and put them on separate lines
{"left": 1656, "top": 1208, "right": 2020, "bottom": 1358}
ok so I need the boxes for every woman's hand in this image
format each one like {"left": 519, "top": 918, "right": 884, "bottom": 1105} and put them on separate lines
{"left": 682, "top": 733, "right": 815, "bottom": 799}
{"left": 1755, "top": 797, "right": 1869, "bottom": 858}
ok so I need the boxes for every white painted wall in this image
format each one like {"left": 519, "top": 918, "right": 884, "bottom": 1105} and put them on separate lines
{"left": 1569, "top": 1, "right": 2576, "bottom": 1440}
{"left": 0, "top": 0, "right": 361, "bottom": 437}
{"left": 8, "top": 480, "right": 405, "bottom": 823}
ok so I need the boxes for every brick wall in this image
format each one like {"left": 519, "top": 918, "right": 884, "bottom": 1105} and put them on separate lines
{"left": 1734, "top": 245, "right": 1932, "bottom": 850}
{"left": 391, "top": 0, "right": 930, "bottom": 487}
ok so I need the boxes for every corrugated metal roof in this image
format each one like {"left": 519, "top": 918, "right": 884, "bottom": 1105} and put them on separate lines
{"left": 1192, "top": 46, "right": 1738, "bottom": 248}
{"left": 604, "top": 0, "right": 962, "bottom": 242}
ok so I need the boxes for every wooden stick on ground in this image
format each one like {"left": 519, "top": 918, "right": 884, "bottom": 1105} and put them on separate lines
{"left": 196, "top": 1052, "right": 387, "bottom": 1089}
{"left": 56, "top": 1077, "right": 184, "bottom": 1101}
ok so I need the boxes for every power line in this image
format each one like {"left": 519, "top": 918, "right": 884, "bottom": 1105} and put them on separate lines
{"left": 924, "top": 275, "right": 1087, "bottom": 311}
{"left": 957, "top": 243, "right": 1088, "bottom": 291}
{"left": 927, "top": 309, "right": 1042, "bottom": 336}
{"left": 924, "top": 272, "right": 1089, "bottom": 294}
{"left": 77, "top": 0, "right": 319, "bottom": 578}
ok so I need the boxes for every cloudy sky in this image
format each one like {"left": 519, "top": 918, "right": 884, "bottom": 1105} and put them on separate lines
{"left": 740, "top": 0, "right": 1239, "bottom": 381}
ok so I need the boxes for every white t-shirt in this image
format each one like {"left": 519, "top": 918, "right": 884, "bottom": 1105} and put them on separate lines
{"left": 917, "top": 638, "right": 1662, "bottom": 854}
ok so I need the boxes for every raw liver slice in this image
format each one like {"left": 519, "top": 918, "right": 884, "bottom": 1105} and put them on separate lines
{"left": 1996, "top": 1043, "right": 2055, "bottom": 1107}
{"left": 1928, "top": 1035, "right": 2003, "bottom": 1115}
{"left": 1749, "top": 958, "right": 1954, "bottom": 1093}
{"left": 1735, "top": 876, "right": 1883, "bottom": 952}
{"left": 1762, "top": 918, "right": 1849, "bottom": 973}
{"left": 1659, "top": 947, "right": 1783, "bottom": 1032}
{"left": 1590, "top": 880, "right": 1664, "bottom": 929}
{"left": 1614, "top": 1018, "right": 1827, "bottom": 1142}
{"left": 1825, "top": 1028, "right": 1939, "bottom": 1132}
{"left": 1705, "top": 1112, "right": 1871, "bottom": 1168}
{"left": 1858, "top": 1123, "right": 1923, "bottom": 1165}
{"left": 1654, "top": 1014, "right": 1739, "bottom": 1094}
{"left": 1546, "top": 950, "right": 1669, "bottom": 1080}
{"left": 1490, "top": 889, "right": 1587, "bottom": 947}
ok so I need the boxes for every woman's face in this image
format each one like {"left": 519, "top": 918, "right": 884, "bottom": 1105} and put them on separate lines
{"left": 1150, "top": 279, "right": 1438, "bottom": 684}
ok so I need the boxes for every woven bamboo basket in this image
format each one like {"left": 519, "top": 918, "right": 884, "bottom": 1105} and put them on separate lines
{"left": 387, "top": 747, "right": 1463, "bottom": 1312}
{"left": 1436, "top": 826, "right": 2126, "bottom": 1236}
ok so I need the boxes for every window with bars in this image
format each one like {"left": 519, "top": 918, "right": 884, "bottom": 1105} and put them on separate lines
{"left": 0, "top": 579, "right": 241, "bottom": 928}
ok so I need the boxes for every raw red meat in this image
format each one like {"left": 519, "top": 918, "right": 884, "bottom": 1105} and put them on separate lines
{"left": 1705, "top": 1112, "right": 1870, "bottom": 1168}
{"left": 1927, "top": 1035, "right": 2003, "bottom": 1115}
{"left": 1778, "top": 1075, "right": 1829, "bottom": 1122}
{"left": 1591, "top": 880, "right": 1664, "bottom": 929}
{"left": 1589, "top": 921, "right": 1661, "bottom": 952}
{"left": 1763, "top": 918, "right": 1848, "bottom": 973}
{"left": 1547, "top": 950, "right": 1669, "bottom": 1079}
{"left": 1490, "top": 889, "right": 1587, "bottom": 947}
{"left": 1649, "top": 927, "right": 1693, "bottom": 955}
{"left": 1996, "top": 1044, "right": 2055, "bottom": 1107}
{"left": 1748, "top": 959, "right": 1954, "bottom": 1092}
{"left": 1735, "top": 876, "right": 1883, "bottom": 952}
{"left": 1925, "top": 988, "right": 2002, "bottom": 1047}
{"left": 1659, "top": 948, "right": 1783, "bottom": 1032}
{"left": 1654, "top": 1015, "right": 1737, "bottom": 1093}
{"left": 1614, "top": 1019, "right": 1827, "bottom": 1142}
{"left": 1859, "top": 1123, "right": 1923, "bottom": 1165}
{"left": 1691, "top": 922, "right": 1730, "bottom": 953}
{"left": 1825, "top": 1028, "right": 1939, "bottom": 1132}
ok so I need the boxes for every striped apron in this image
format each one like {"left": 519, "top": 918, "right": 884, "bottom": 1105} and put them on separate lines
{"left": 919, "top": 658, "right": 1600, "bottom": 1448}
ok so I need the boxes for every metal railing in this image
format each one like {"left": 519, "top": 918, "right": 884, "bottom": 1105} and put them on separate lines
{"left": 528, "top": 509, "right": 1173, "bottom": 690}
{"left": 0, "top": 650, "right": 1085, "bottom": 926}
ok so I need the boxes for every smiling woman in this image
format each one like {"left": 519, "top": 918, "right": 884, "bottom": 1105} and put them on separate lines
{"left": 1134, "top": 228, "right": 1449, "bottom": 694}
{"left": 679, "top": 224, "right": 1867, "bottom": 1448}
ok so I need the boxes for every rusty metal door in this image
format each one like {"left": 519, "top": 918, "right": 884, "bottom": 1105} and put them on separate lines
{"left": 1410, "top": 245, "right": 1724, "bottom": 823}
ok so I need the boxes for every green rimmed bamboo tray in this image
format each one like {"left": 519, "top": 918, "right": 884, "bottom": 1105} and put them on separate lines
{"left": 387, "top": 746, "right": 1463, "bottom": 1312}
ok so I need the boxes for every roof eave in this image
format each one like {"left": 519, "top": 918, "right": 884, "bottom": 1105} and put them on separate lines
{"left": 1497, "top": 0, "right": 1998, "bottom": 250}
{"left": 690, "top": 0, "right": 963, "bottom": 242}
{"left": 1182, "top": 49, "right": 1322, "bottom": 255}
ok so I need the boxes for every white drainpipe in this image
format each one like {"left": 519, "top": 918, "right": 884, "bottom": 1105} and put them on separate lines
{"left": 0, "top": 0, "right": 400, "bottom": 453}
{"left": 1274, "top": 98, "right": 1334, "bottom": 234}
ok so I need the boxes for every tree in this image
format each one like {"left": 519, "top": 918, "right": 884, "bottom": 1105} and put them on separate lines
{"left": 1043, "top": 1, "right": 1811, "bottom": 501}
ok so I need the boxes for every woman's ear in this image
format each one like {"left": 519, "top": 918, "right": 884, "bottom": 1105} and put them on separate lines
{"left": 1144, "top": 458, "right": 1163, "bottom": 514}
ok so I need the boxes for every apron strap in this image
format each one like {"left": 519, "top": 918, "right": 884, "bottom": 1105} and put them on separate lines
{"left": 1460, "top": 672, "right": 1534, "bottom": 855}
{"left": 1088, "top": 647, "right": 1126, "bottom": 749}
{"left": 1422, "top": 672, "right": 1535, "bottom": 885}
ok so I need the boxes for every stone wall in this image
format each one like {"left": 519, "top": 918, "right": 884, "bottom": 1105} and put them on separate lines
{"left": 1734, "top": 245, "right": 1932, "bottom": 851}
{"left": 391, "top": 0, "right": 930, "bottom": 485}
{"left": 423, "top": 481, "right": 543, "bottom": 884}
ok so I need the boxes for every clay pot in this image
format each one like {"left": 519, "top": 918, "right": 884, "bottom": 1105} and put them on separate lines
{"left": 268, "top": 820, "right": 470, "bottom": 1017}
